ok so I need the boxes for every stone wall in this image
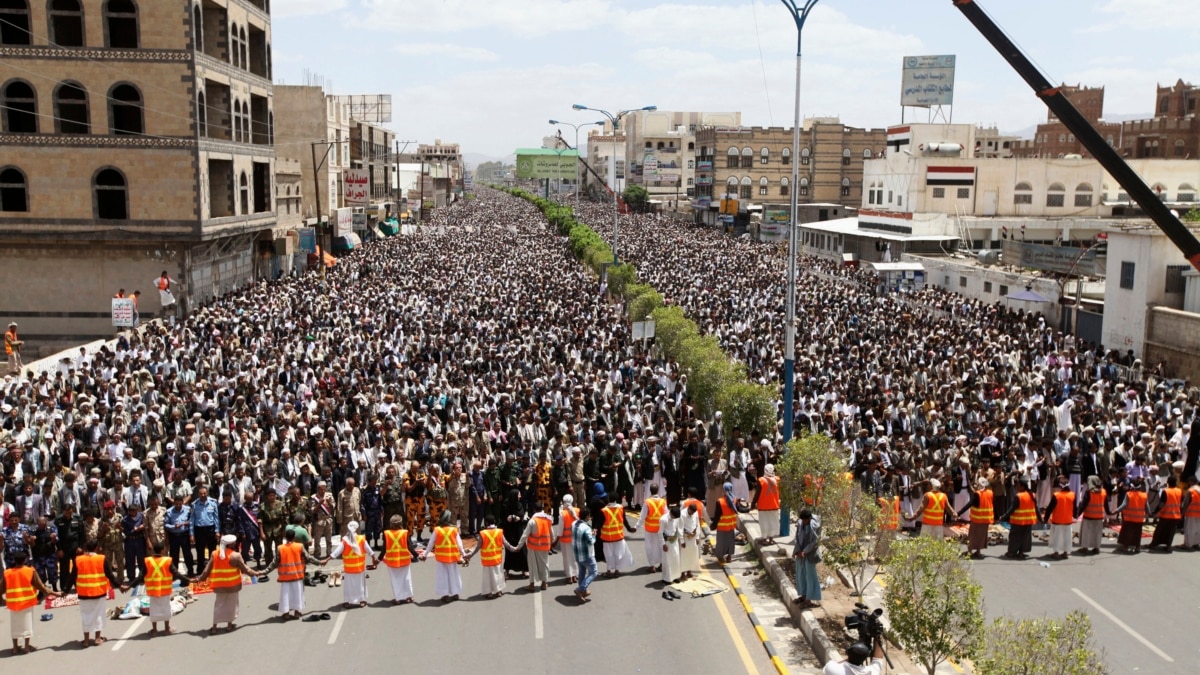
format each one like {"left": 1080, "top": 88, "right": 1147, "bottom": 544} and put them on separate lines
{"left": 1144, "top": 306, "right": 1200, "bottom": 383}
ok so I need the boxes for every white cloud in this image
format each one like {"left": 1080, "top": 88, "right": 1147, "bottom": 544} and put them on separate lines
{"left": 393, "top": 43, "right": 500, "bottom": 62}
{"left": 272, "top": 0, "right": 350, "bottom": 18}
{"left": 354, "top": 0, "right": 614, "bottom": 36}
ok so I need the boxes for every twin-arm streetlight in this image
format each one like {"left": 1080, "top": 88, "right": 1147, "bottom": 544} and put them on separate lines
{"left": 570, "top": 103, "right": 657, "bottom": 264}
{"left": 778, "top": 0, "right": 820, "bottom": 537}
{"left": 549, "top": 119, "right": 604, "bottom": 205}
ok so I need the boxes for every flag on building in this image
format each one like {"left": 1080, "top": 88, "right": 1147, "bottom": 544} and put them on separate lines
{"left": 925, "top": 166, "right": 975, "bottom": 186}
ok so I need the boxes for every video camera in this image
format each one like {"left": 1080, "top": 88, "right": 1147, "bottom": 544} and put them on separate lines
{"left": 844, "top": 602, "right": 885, "bottom": 644}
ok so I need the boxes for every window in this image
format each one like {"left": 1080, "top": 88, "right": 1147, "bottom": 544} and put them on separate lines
{"left": 230, "top": 22, "right": 240, "bottom": 66}
{"left": 0, "top": 0, "right": 31, "bottom": 45}
{"left": 781, "top": 147, "right": 790, "bottom": 164}
{"left": 1067, "top": 134, "right": 1075, "bottom": 142}
{"left": 267, "top": 111, "right": 273, "bottom": 145}
{"left": 48, "top": 0, "right": 85, "bottom": 46}
{"left": 192, "top": 3, "right": 202, "bottom": 52}
{"left": 739, "top": 176, "right": 751, "bottom": 199}
{"left": 780, "top": 177, "right": 789, "bottom": 196}
{"left": 232, "top": 100, "right": 242, "bottom": 142}
{"left": 54, "top": 81, "right": 89, "bottom": 134}
{"left": 103, "top": 0, "right": 138, "bottom": 49}
{"left": 932, "top": 187, "right": 945, "bottom": 199}
{"left": 1074, "top": 182, "right": 1093, "bottom": 207}
{"left": 2, "top": 80, "right": 37, "bottom": 133}
{"left": 959, "top": 276, "right": 967, "bottom": 288}
{"left": 108, "top": 83, "right": 143, "bottom": 135}
{"left": 1046, "top": 182, "right": 1065, "bottom": 207}
{"left": 1058, "top": 134, "right": 1066, "bottom": 143}
{"left": 1178, "top": 184, "right": 1196, "bottom": 202}
{"left": 726, "top": 147, "right": 739, "bottom": 168}
{"left": 983, "top": 281, "right": 993, "bottom": 294}
{"left": 999, "top": 284, "right": 1009, "bottom": 296}
{"left": 842, "top": 148, "right": 851, "bottom": 166}
{"left": 863, "top": 148, "right": 872, "bottom": 159}
{"left": 1176, "top": 140, "right": 1187, "bottom": 158}
{"left": 1160, "top": 97, "right": 1170, "bottom": 115}
{"left": 0, "top": 166, "right": 28, "bottom": 212}
{"left": 94, "top": 167, "right": 127, "bottom": 219}
{"left": 239, "top": 171, "right": 249, "bottom": 215}
{"left": 741, "top": 147, "right": 753, "bottom": 169}
{"left": 801, "top": 147, "right": 810, "bottom": 165}
{"left": 841, "top": 178, "right": 851, "bottom": 197}
{"left": 760, "top": 147, "right": 769, "bottom": 164}
{"left": 1152, "top": 183, "right": 1167, "bottom": 199}
{"left": 1165, "top": 265, "right": 1189, "bottom": 294}
{"left": 759, "top": 177, "right": 768, "bottom": 195}
{"left": 1119, "top": 261, "right": 1135, "bottom": 290}
{"left": 799, "top": 178, "right": 809, "bottom": 196}
{"left": 197, "top": 91, "right": 207, "bottom": 137}
{"left": 957, "top": 188, "right": 970, "bottom": 199}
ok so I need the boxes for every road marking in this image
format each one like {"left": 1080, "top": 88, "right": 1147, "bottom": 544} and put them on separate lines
{"left": 327, "top": 611, "right": 347, "bottom": 645}
{"left": 946, "top": 656, "right": 965, "bottom": 673}
{"left": 1071, "top": 588, "right": 1173, "bottom": 662}
{"left": 534, "top": 589, "right": 544, "bottom": 639}
{"left": 111, "top": 616, "right": 145, "bottom": 651}
{"left": 701, "top": 566, "right": 760, "bottom": 675}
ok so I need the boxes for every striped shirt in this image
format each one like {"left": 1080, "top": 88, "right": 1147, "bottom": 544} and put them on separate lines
{"left": 571, "top": 519, "right": 595, "bottom": 563}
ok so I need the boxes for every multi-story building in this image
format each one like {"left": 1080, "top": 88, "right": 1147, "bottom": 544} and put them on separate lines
{"left": 273, "top": 85, "right": 350, "bottom": 234}
{"left": 349, "top": 119, "right": 394, "bottom": 204}
{"left": 409, "top": 140, "right": 462, "bottom": 214}
{"left": 275, "top": 157, "right": 303, "bottom": 229}
{"left": 585, "top": 132, "right": 626, "bottom": 194}
{"left": 0, "top": 0, "right": 278, "bottom": 351}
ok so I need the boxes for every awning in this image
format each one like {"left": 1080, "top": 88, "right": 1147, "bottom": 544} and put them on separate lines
{"left": 333, "top": 233, "right": 362, "bottom": 251}
{"left": 379, "top": 222, "right": 399, "bottom": 236}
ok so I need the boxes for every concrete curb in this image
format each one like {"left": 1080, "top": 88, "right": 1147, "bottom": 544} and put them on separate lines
{"left": 709, "top": 534, "right": 792, "bottom": 675}
{"left": 739, "top": 517, "right": 843, "bottom": 666}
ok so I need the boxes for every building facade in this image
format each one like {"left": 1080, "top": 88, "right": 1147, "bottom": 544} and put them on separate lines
{"left": 349, "top": 119, "right": 394, "bottom": 204}
{"left": 273, "top": 85, "right": 349, "bottom": 229}
{"left": 409, "top": 140, "right": 462, "bottom": 215}
{"left": 0, "top": 0, "right": 277, "bottom": 351}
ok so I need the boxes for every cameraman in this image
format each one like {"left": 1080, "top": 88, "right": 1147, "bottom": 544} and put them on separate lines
{"left": 823, "top": 637, "right": 884, "bottom": 675}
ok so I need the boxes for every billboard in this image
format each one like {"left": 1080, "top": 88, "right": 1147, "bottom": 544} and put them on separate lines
{"left": 344, "top": 169, "right": 370, "bottom": 206}
{"left": 1001, "top": 240, "right": 1104, "bottom": 276}
{"left": 111, "top": 298, "right": 135, "bottom": 327}
{"left": 515, "top": 149, "right": 579, "bottom": 180}
{"left": 901, "top": 55, "right": 956, "bottom": 107}
{"left": 332, "top": 94, "right": 392, "bottom": 123}
{"left": 335, "top": 207, "right": 353, "bottom": 237}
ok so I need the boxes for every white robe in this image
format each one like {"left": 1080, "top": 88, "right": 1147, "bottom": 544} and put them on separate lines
{"left": 329, "top": 536, "right": 375, "bottom": 604}
{"left": 602, "top": 540, "right": 635, "bottom": 572}
{"left": 660, "top": 515, "right": 681, "bottom": 583}
{"left": 679, "top": 512, "right": 702, "bottom": 573}
{"left": 481, "top": 564, "right": 505, "bottom": 595}
{"left": 79, "top": 597, "right": 106, "bottom": 633}
{"left": 432, "top": 561, "right": 462, "bottom": 597}
{"left": 638, "top": 506, "right": 664, "bottom": 567}
{"left": 278, "top": 580, "right": 304, "bottom": 614}
{"left": 553, "top": 508, "right": 578, "bottom": 578}
{"left": 387, "top": 565, "right": 413, "bottom": 601}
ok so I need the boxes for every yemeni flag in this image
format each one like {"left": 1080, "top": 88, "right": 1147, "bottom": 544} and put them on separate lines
{"left": 886, "top": 126, "right": 911, "bottom": 151}
{"left": 926, "top": 166, "right": 975, "bottom": 186}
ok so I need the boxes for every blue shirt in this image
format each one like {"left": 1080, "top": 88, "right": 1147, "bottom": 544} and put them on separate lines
{"left": 571, "top": 520, "right": 595, "bottom": 563}
{"left": 164, "top": 505, "right": 191, "bottom": 534}
{"left": 189, "top": 497, "right": 218, "bottom": 533}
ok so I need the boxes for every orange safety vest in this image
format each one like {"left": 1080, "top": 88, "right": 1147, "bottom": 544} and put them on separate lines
{"left": 277, "top": 542, "right": 305, "bottom": 582}
{"left": 144, "top": 556, "right": 174, "bottom": 597}
{"left": 758, "top": 477, "right": 781, "bottom": 511}
{"left": 559, "top": 507, "right": 577, "bottom": 544}
{"left": 3, "top": 329, "right": 16, "bottom": 355}
{"left": 1009, "top": 492, "right": 1037, "bottom": 526}
{"left": 682, "top": 498, "right": 704, "bottom": 520}
{"left": 383, "top": 529, "right": 412, "bottom": 568}
{"left": 341, "top": 535, "right": 367, "bottom": 574}
{"left": 802, "top": 474, "right": 824, "bottom": 506}
{"left": 209, "top": 548, "right": 243, "bottom": 589}
{"left": 600, "top": 505, "right": 625, "bottom": 542}
{"left": 3, "top": 567, "right": 37, "bottom": 612}
{"left": 969, "top": 489, "right": 994, "bottom": 525}
{"left": 879, "top": 496, "right": 899, "bottom": 531}
{"left": 158, "top": 277, "right": 170, "bottom": 291}
{"left": 527, "top": 517, "right": 552, "bottom": 552}
{"left": 1159, "top": 487, "right": 1182, "bottom": 520}
{"left": 1050, "top": 490, "right": 1075, "bottom": 525}
{"left": 75, "top": 553, "right": 110, "bottom": 598}
{"left": 433, "top": 526, "right": 461, "bottom": 564}
{"left": 717, "top": 498, "right": 738, "bottom": 532}
{"left": 643, "top": 497, "right": 667, "bottom": 533}
{"left": 479, "top": 528, "right": 505, "bottom": 567}
{"left": 1186, "top": 487, "right": 1200, "bottom": 519}
{"left": 921, "top": 492, "right": 947, "bottom": 526}
{"left": 1083, "top": 489, "right": 1107, "bottom": 520}
{"left": 1124, "top": 491, "right": 1147, "bottom": 524}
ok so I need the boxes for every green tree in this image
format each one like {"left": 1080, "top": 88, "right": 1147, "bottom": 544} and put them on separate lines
{"left": 817, "top": 481, "right": 884, "bottom": 598}
{"left": 883, "top": 537, "right": 984, "bottom": 675}
{"left": 623, "top": 184, "right": 650, "bottom": 213}
{"left": 976, "top": 611, "right": 1108, "bottom": 675}
{"left": 776, "top": 434, "right": 847, "bottom": 519}
{"left": 1183, "top": 208, "right": 1200, "bottom": 223}
{"left": 715, "top": 381, "right": 776, "bottom": 439}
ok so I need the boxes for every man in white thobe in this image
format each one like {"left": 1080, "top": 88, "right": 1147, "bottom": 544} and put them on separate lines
{"left": 679, "top": 501, "right": 702, "bottom": 579}
{"left": 660, "top": 506, "right": 681, "bottom": 584}
{"left": 421, "top": 511, "right": 468, "bottom": 602}
{"left": 553, "top": 494, "right": 579, "bottom": 582}
{"left": 328, "top": 522, "right": 374, "bottom": 607}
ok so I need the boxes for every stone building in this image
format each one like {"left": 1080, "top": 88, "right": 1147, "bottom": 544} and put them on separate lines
{"left": 349, "top": 119, "right": 394, "bottom": 204}
{"left": 273, "top": 85, "right": 350, "bottom": 233}
{"left": 0, "top": 0, "right": 278, "bottom": 352}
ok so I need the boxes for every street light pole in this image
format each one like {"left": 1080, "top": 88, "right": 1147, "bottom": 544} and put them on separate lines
{"left": 571, "top": 103, "right": 657, "bottom": 265}
{"left": 779, "top": 0, "right": 820, "bottom": 537}
{"left": 550, "top": 119, "right": 604, "bottom": 206}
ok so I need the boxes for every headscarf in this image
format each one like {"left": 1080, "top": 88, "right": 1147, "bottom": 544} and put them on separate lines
{"left": 346, "top": 520, "right": 361, "bottom": 555}
{"left": 764, "top": 464, "right": 775, "bottom": 477}
{"left": 219, "top": 533, "right": 237, "bottom": 557}
{"left": 561, "top": 494, "right": 573, "bottom": 506}
{"left": 593, "top": 482, "right": 607, "bottom": 501}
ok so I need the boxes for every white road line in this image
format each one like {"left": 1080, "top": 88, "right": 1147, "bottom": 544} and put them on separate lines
{"left": 327, "top": 611, "right": 347, "bottom": 645}
{"left": 1071, "top": 588, "right": 1173, "bottom": 662}
{"left": 111, "top": 616, "right": 145, "bottom": 651}
{"left": 534, "top": 590, "right": 544, "bottom": 640}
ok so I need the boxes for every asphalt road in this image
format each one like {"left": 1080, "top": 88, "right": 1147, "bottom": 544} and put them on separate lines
{"left": 971, "top": 530, "right": 1193, "bottom": 674}
{"left": 7, "top": 531, "right": 779, "bottom": 674}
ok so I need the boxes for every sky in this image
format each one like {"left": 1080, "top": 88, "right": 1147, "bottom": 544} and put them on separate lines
{"left": 271, "top": 0, "right": 1198, "bottom": 162}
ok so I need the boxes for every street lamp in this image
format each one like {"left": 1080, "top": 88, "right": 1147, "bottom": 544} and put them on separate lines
{"left": 570, "top": 103, "right": 657, "bottom": 264}
{"left": 549, "top": 119, "right": 604, "bottom": 205}
{"left": 779, "top": 0, "right": 820, "bottom": 537}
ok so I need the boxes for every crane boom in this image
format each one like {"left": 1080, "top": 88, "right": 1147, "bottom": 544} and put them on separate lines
{"left": 951, "top": 0, "right": 1200, "bottom": 273}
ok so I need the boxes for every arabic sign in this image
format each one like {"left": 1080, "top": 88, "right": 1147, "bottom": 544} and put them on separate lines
{"left": 111, "top": 298, "right": 135, "bottom": 327}
{"left": 1002, "top": 240, "right": 1103, "bottom": 276}
{"left": 335, "top": 207, "right": 353, "bottom": 237}
{"left": 344, "top": 169, "right": 370, "bottom": 206}
{"left": 643, "top": 152, "right": 659, "bottom": 177}
{"left": 901, "top": 54, "right": 956, "bottom": 107}
{"left": 515, "top": 151, "right": 578, "bottom": 180}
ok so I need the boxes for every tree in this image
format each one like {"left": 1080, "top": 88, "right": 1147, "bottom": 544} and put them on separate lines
{"left": 776, "top": 434, "right": 847, "bottom": 518}
{"left": 883, "top": 537, "right": 984, "bottom": 675}
{"left": 1184, "top": 207, "right": 1200, "bottom": 223}
{"left": 817, "top": 481, "right": 883, "bottom": 599}
{"left": 623, "top": 184, "right": 650, "bottom": 213}
{"left": 715, "top": 381, "right": 776, "bottom": 439}
{"left": 976, "top": 611, "right": 1108, "bottom": 675}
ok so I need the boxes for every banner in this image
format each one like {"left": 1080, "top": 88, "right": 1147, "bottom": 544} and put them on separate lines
{"left": 344, "top": 169, "right": 369, "bottom": 206}
{"left": 335, "top": 207, "right": 353, "bottom": 238}
{"left": 515, "top": 149, "right": 579, "bottom": 180}
{"left": 1002, "top": 240, "right": 1103, "bottom": 276}
{"left": 901, "top": 54, "right": 956, "bottom": 107}
{"left": 112, "top": 298, "right": 135, "bottom": 327}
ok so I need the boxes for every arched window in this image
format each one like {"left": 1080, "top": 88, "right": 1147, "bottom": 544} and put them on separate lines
{"left": 741, "top": 146, "right": 753, "bottom": 168}
{"left": 862, "top": 148, "right": 872, "bottom": 158}
{"left": 108, "top": 83, "right": 143, "bottom": 135}
{"left": 192, "top": 3, "right": 202, "bottom": 52}
{"left": 656, "top": 141, "right": 664, "bottom": 150}
{"left": 48, "top": 0, "right": 85, "bottom": 46}
{"left": 1046, "top": 182, "right": 1065, "bottom": 207}
{"left": 94, "top": 167, "right": 127, "bottom": 219}
{"left": 760, "top": 147, "right": 769, "bottom": 164}
{"left": 265, "top": 41, "right": 271, "bottom": 78}
{"left": 197, "top": 91, "right": 207, "bottom": 137}
{"left": 1152, "top": 182, "right": 1168, "bottom": 199}
{"left": 103, "top": 0, "right": 138, "bottom": 48}
{"left": 2, "top": 80, "right": 38, "bottom": 133}
{"left": 644, "top": 141, "right": 651, "bottom": 149}
{"left": 241, "top": 101, "right": 249, "bottom": 142}
{"left": 780, "top": 176, "right": 789, "bottom": 196}
{"left": 1175, "top": 140, "right": 1187, "bottom": 157}
{"left": 687, "top": 141, "right": 694, "bottom": 151}
{"left": 801, "top": 147, "right": 810, "bottom": 165}
{"left": 1178, "top": 184, "right": 1196, "bottom": 202}
{"left": 759, "top": 176, "right": 769, "bottom": 195}
{"left": 230, "top": 22, "right": 240, "bottom": 66}
{"left": 799, "top": 177, "right": 809, "bottom": 196}
{"left": 0, "top": 0, "right": 31, "bottom": 45}
{"left": 841, "top": 177, "right": 851, "bottom": 196}
{"left": 238, "top": 25, "right": 247, "bottom": 70}
{"left": 842, "top": 148, "right": 851, "bottom": 166}
{"left": 781, "top": 147, "right": 791, "bottom": 165}
{"left": 239, "top": 171, "right": 249, "bottom": 214}
{"left": 1058, "top": 134, "right": 1066, "bottom": 143}
{"left": 0, "top": 166, "right": 28, "bottom": 212}
{"left": 726, "top": 176, "right": 738, "bottom": 194}
{"left": 54, "top": 81, "right": 89, "bottom": 134}
{"left": 739, "top": 175, "right": 752, "bottom": 199}
{"left": 1074, "top": 182, "right": 1093, "bottom": 207}
{"left": 726, "top": 146, "right": 739, "bottom": 169}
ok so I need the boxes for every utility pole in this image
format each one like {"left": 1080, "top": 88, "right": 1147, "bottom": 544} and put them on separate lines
{"left": 418, "top": 157, "right": 425, "bottom": 224}
{"left": 311, "top": 139, "right": 347, "bottom": 283}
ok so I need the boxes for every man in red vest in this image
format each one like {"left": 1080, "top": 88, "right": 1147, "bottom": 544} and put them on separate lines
{"left": 259, "top": 528, "right": 325, "bottom": 620}
{"left": 1042, "top": 476, "right": 1076, "bottom": 560}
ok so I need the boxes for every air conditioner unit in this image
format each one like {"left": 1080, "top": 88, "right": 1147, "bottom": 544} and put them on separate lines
{"left": 977, "top": 250, "right": 1000, "bottom": 266}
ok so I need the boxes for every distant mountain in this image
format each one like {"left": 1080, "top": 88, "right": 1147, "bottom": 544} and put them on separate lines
{"left": 463, "top": 152, "right": 514, "bottom": 168}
